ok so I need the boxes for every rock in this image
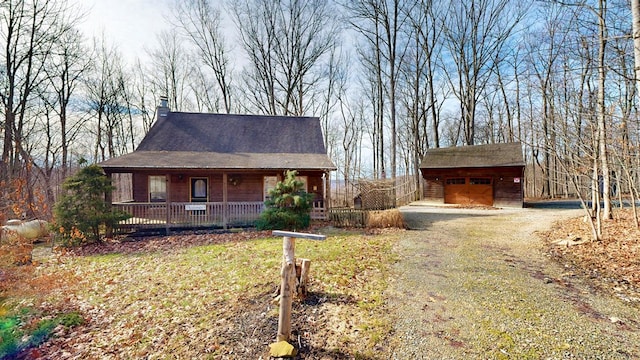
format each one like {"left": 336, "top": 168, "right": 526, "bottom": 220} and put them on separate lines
{"left": 268, "top": 341, "right": 297, "bottom": 358}
{"left": 1, "top": 219, "right": 49, "bottom": 242}
{"left": 552, "top": 237, "right": 587, "bottom": 247}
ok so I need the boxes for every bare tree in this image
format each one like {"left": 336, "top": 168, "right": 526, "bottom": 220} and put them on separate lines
{"left": 442, "top": 0, "right": 527, "bottom": 145}
{"left": 595, "top": 0, "right": 612, "bottom": 219}
{"left": 0, "top": 0, "right": 79, "bottom": 218}
{"left": 173, "top": 0, "right": 232, "bottom": 113}
{"left": 31, "top": 27, "right": 91, "bottom": 210}
{"left": 555, "top": 0, "right": 613, "bottom": 218}
{"left": 147, "top": 30, "right": 193, "bottom": 111}
{"left": 232, "top": 0, "right": 339, "bottom": 116}
{"left": 0, "top": 0, "right": 75, "bottom": 180}
{"left": 347, "top": 0, "right": 412, "bottom": 185}
{"left": 42, "top": 27, "right": 91, "bottom": 177}
{"left": 632, "top": 0, "right": 640, "bottom": 97}
{"left": 131, "top": 58, "right": 155, "bottom": 134}
{"left": 336, "top": 90, "right": 365, "bottom": 206}
{"left": 85, "top": 36, "right": 134, "bottom": 161}
{"left": 525, "top": 2, "right": 578, "bottom": 198}
{"left": 353, "top": 19, "right": 386, "bottom": 178}
{"left": 399, "top": 0, "right": 446, "bottom": 193}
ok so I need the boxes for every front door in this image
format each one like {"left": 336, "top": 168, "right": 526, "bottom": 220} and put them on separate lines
{"left": 190, "top": 177, "right": 208, "bottom": 202}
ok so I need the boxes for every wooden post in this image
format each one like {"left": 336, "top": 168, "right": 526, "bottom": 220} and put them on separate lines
{"left": 298, "top": 258, "right": 311, "bottom": 298}
{"left": 222, "top": 172, "right": 228, "bottom": 229}
{"left": 277, "top": 236, "right": 296, "bottom": 342}
{"left": 272, "top": 231, "right": 326, "bottom": 343}
{"left": 165, "top": 173, "right": 171, "bottom": 235}
{"left": 324, "top": 171, "right": 331, "bottom": 220}
{"left": 105, "top": 172, "right": 114, "bottom": 237}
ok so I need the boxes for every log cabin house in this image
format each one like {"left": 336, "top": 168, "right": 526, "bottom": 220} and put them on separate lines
{"left": 99, "top": 101, "right": 335, "bottom": 231}
{"left": 420, "top": 142, "right": 525, "bottom": 208}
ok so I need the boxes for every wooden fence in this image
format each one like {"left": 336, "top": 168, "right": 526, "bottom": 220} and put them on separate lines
{"left": 331, "top": 175, "right": 419, "bottom": 210}
{"left": 329, "top": 208, "right": 368, "bottom": 228}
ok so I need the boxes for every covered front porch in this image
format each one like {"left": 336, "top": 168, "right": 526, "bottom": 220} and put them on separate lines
{"left": 106, "top": 169, "right": 330, "bottom": 233}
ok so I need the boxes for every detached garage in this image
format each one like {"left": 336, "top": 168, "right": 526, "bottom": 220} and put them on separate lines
{"left": 420, "top": 142, "right": 525, "bottom": 208}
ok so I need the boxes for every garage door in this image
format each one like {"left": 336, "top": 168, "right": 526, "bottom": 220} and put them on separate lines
{"left": 444, "top": 177, "right": 493, "bottom": 206}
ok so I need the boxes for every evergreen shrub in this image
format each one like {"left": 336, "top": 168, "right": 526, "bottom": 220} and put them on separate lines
{"left": 52, "top": 163, "right": 130, "bottom": 246}
{"left": 256, "top": 170, "right": 313, "bottom": 231}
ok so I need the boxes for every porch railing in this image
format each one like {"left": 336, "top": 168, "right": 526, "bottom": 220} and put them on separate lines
{"left": 311, "top": 200, "right": 326, "bottom": 220}
{"left": 114, "top": 202, "right": 264, "bottom": 229}
{"left": 114, "top": 201, "right": 328, "bottom": 230}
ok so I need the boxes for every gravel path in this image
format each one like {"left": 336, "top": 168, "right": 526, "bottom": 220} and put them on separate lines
{"left": 385, "top": 205, "right": 640, "bottom": 359}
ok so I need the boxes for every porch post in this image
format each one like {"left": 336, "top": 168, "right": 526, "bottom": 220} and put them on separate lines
{"left": 165, "top": 173, "right": 171, "bottom": 235}
{"left": 105, "top": 171, "right": 114, "bottom": 237}
{"left": 324, "top": 171, "right": 331, "bottom": 220}
{"left": 222, "top": 172, "right": 228, "bottom": 229}
{"left": 105, "top": 172, "right": 113, "bottom": 204}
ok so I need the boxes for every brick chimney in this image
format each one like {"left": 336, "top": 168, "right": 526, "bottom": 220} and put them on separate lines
{"left": 157, "top": 95, "right": 170, "bottom": 119}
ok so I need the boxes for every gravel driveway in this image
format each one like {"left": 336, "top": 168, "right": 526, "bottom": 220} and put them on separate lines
{"left": 385, "top": 204, "right": 640, "bottom": 359}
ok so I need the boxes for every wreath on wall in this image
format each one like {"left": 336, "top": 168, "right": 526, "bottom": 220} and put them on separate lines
{"left": 228, "top": 176, "right": 241, "bottom": 186}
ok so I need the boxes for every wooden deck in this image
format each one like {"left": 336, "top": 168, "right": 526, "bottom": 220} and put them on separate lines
{"left": 114, "top": 201, "right": 328, "bottom": 230}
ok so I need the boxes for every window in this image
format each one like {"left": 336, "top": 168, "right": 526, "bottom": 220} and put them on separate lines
{"left": 264, "top": 176, "right": 278, "bottom": 201}
{"left": 190, "top": 178, "right": 208, "bottom": 202}
{"left": 149, "top": 176, "right": 166, "bottom": 202}
{"left": 263, "top": 175, "right": 308, "bottom": 202}
{"left": 295, "top": 176, "right": 308, "bottom": 192}
{"left": 470, "top": 178, "right": 491, "bottom": 185}
{"left": 446, "top": 178, "right": 465, "bottom": 185}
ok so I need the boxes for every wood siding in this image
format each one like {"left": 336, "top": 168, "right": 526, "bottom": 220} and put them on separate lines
{"left": 423, "top": 178, "right": 445, "bottom": 203}
{"left": 129, "top": 170, "right": 326, "bottom": 204}
{"left": 493, "top": 168, "right": 525, "bottom": 208}
{"left": 298, "top": 170, "right": 325, "bottom": 202}
{"left": 227, "top": 173, "right": 263, "bottom": 202}
{"left": 132, "top": 173, "right": 148, "bottom": 202}
{"left": 170, "top": 174, "right": 188, "bottom": 202}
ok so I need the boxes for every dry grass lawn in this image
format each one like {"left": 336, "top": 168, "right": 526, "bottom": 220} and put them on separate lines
{"left": 1, "top": 229, "right": 399, "bottom": 359}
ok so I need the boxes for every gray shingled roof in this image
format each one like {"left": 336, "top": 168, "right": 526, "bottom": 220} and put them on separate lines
{"left": 420, "top": 142, "right": 525, "bottom": 169}
{"left": 100, "top": 112, "right": 336, "bottom": 171}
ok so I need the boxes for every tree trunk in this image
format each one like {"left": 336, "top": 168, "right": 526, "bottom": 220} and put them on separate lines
{"left": 632, "top": 0, "right": 640, "bottom": 97}
{"left": 597, "top": 0, "right": 612, "bottom": 220}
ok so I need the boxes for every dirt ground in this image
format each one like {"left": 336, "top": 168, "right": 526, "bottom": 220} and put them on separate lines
{"left": 386, "top": 205, "right": 640, "bottom": 359}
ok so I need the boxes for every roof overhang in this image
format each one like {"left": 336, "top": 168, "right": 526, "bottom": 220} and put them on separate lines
{"left": 421, "top": 163, "right": 525, "bottom": 170}
{"left": 419, "top": 142, "right": 525, "bottom": 169}
{"left": 99, "top": 151, "right": 336, "bottom": 173}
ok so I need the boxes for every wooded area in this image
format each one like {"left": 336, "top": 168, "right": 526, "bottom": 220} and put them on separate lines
{"left": 1, "top": 0, "right": 640, "bottom": 235}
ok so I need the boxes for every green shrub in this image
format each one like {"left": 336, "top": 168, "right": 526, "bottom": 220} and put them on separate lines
{"left": 0, "top": 316, "right": 19, "bottom": 359}
{"left": 0, "top": 310, "right": 84, "bottom": 359}
{"left": 52, "top": 163, "right": 130, "bottom": 246}
{"left": 28, "top": 319, "right": 57, "bottom": 347}
{"left": 256, "top": 170, "right": 314, "bottom": 231}
{"left": 58, "top": 312, "right": 84, "bottom": 327}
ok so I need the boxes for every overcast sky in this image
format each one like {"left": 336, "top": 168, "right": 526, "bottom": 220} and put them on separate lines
{"left": 78, "top": 0, "right": 173, "bottom": 64}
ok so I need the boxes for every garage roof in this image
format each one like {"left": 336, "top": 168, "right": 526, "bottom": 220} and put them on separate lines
{"left": 420, "top": 142, "right": 525, "bottom": 169}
